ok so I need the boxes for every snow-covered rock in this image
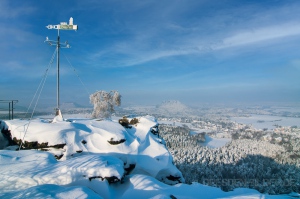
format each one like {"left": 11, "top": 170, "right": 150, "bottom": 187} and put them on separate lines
{"left": 0, "top": 116, "right": 183, "bottom": 185}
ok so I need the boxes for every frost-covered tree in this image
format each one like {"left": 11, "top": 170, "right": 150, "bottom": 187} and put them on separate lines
{"left": 90, "top": 90, "right": 121, "bottom": 118}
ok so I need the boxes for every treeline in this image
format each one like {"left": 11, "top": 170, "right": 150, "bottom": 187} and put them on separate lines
{"left": 232, "top": 129, "right": 300, "bottom": 165}
{"left": 159, "top": 125, "right": 205, "bottom": 149}
{"left": 159, "top": 124, "right": 300, "bottom": 194}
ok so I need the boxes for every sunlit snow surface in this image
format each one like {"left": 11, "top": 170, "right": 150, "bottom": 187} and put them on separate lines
{"left": 0, "top": 116, "right": 297, "bottom": 199}
{"left": 199, "top": 135, "right": 231, "bottom": 148}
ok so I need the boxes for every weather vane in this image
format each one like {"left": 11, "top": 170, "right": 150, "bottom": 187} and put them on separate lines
{"left": 45, "top": 17, "right": 78, "bottom": 118}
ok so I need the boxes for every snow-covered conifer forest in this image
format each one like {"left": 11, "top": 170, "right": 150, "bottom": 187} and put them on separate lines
{"left": 158, "top": 108, "right": 300, "bottom": 194}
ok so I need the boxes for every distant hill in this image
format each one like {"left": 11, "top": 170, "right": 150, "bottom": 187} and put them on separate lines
{"left": 156, "top": 100, "right": 192, "bottom": 116}
{"left": 157, "top": 100, "right": 188, "bottom": 111}
{"left": 119, "top": 100, "right": 193, "bottom": 117}
{"left": 60, "top": 102, "right": 89, "bottom": 109}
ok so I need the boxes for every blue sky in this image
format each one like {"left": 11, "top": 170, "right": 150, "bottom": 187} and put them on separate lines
{"left": 1, "top": 0, "right": 300, "bottom": 108}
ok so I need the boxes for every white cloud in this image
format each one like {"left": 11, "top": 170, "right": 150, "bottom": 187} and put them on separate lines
{"left": 88, "top": 21, "right": 300, "bottom": 67}
{"left": 0, "top": 0, "right": 35, "bottom": 18}
{"left": 84, "top": 1, "right": 300, "bottom": 67}
{"left": 219, "top": 24, "right": 300, "bottom": 49}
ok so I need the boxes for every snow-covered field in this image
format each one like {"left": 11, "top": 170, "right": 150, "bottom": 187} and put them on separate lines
{"left": 199, "top": 134, "right": 231, "bottom": 148}
{"left": 0, "top": 116, "right": 298, "bottom": 198}
{"left": 231, "top": 115, "right": 300, "bottom": 130}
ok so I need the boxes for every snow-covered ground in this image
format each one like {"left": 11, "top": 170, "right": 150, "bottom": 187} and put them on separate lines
{"left": 0, "top": 116, "right": 298, "bottom": 198}
{"left": 231, "top": 115, "right": 300, "bottom": 130}
{"left": 190, "top": 129, "right": 213, "bottom": 134}
{"left": 0, "top": 150, "right": 297, "bottom": 199}
{"left": 270, "top": 106, "right": 300, "bottom": 114}
{"left": 158, "top": 120, "right": 189, "bottom": 127}
{"left": 199, "top": 134, "right": 231, "bottom": 148}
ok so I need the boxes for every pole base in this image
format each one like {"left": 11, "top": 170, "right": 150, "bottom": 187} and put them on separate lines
{"left": 52, "top": 108, "right": 63, "bottom": 122}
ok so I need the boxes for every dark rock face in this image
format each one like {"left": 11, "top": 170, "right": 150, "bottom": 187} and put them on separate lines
{"left": 170, "top": 195, "right": 177, "bottom": 199}
{"left": 129, "top": 118, "right": 139, "bottom": 125}
{"left": 12, "top": 137, "right": 66, "bottom": 150}
{"left": 124, "top": 164, "right": 136, "bottom": 175}
{"left": 49, "top": 143, "right": 66, "bottom": 149}
{"left": 107, "top": 139, "right": 126, "bottom": 145}
{"left": 151, "top": 125, "right": 159, "bottom": 136}
{"left": 118, "top": 117, "right": 132, "bottom": 129}
{"left": 54, "top": 154, "right": 64, "bottom": 160}
{"left": 88, "top": 175, "right": 121, "bottom": 184}
{"left": 1, "top": 127, "right": 17, "bottom": 146}
{"left": 166, "top": 175, "right": 182, "bottom": 183}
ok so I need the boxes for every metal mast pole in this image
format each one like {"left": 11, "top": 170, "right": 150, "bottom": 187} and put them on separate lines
{"left": 57, "top": 29, "right": 60, "bottom": 111}
{"left": 11, "top": 100, "right": 14, "bottom": 120}
{"left": 8, "top": 102, "right": 11, "bottom": 120}
{"left": 45, "top": 18, "right": 78, "bottom": 118}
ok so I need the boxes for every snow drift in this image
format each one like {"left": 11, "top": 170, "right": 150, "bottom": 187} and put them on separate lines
{"left": 0, "top": 116, "right": 183, "bottom": 184}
